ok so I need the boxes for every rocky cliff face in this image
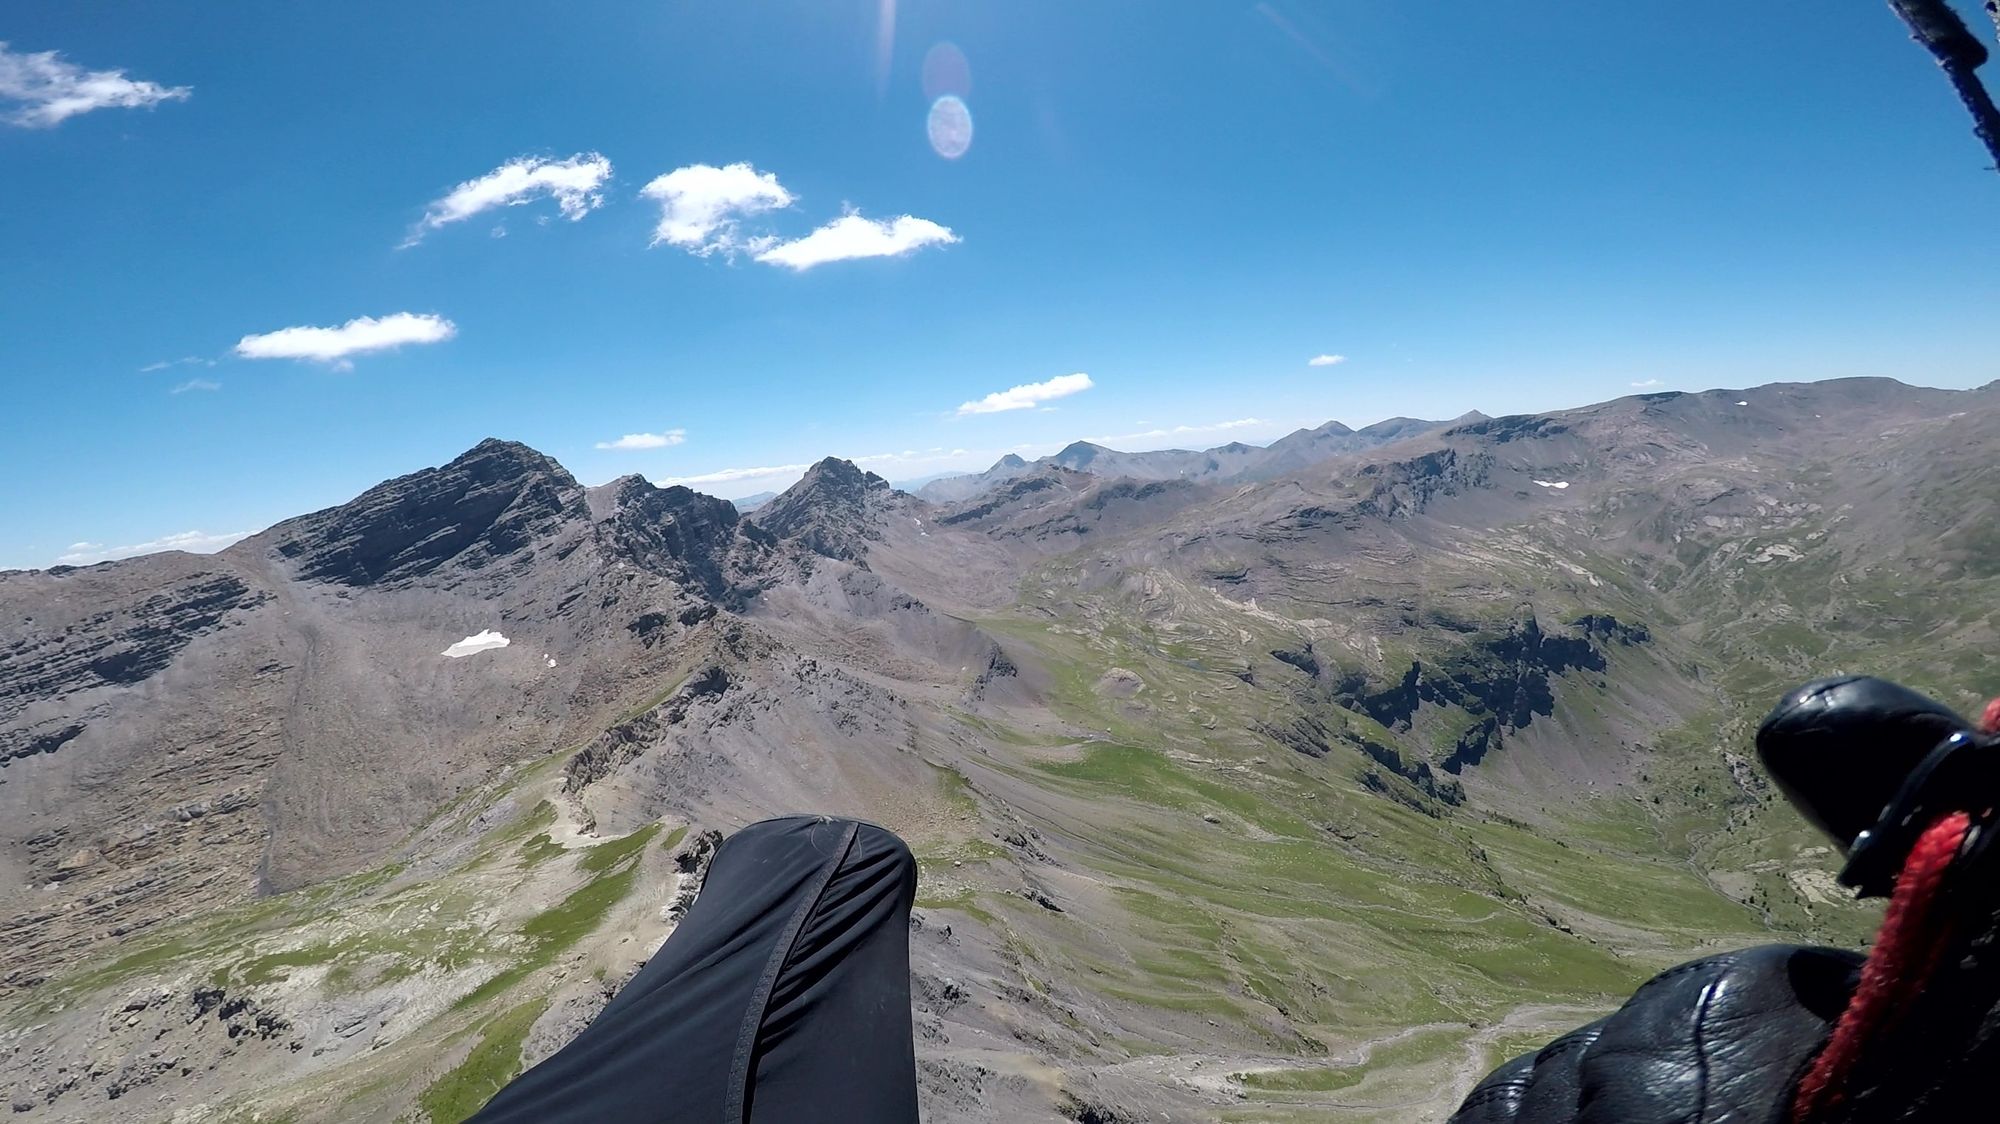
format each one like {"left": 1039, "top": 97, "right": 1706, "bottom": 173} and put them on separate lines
{"left": 1, "top": 566, "right": 267, "bottom": 770}
{"left": 258, "top": 439, "right": 583, "bottom": 588}
{"left": 0, "top": 438, "right": 813, "bottom": 992}
{"left": 588, "top": 474, "right": 767, "bottom": 606}
{"left": 747, "top": 457, "right": 898, "bottom": 562}
{"left": 1324, "top": 612, "right": 1651, "bottom": 774}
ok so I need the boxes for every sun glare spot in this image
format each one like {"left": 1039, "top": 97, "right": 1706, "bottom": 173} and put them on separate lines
{"left": 928, "top": 95, "right": 973, "bottom": 159}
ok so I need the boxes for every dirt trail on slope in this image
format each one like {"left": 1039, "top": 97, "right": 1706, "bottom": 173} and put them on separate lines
{"left": 1084, "top": 1002, "right": 1599, "bottom": 1121}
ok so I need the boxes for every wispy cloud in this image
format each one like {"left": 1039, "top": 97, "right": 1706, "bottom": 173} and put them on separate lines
{"left": 1308, "top": 354, "right": 1346, "bottom": 367}
{"left": 755, "top": 213, "right": 958, "bottom": 271}
{"left": 641, "top": 162, "right": 795, "bottom": 255}
{"left": 658, "top": 462, "right": 815, "bottom": 489}
{"left": 404, "top": 153, "right": 612, "bottom": 246}
{"left": 140, "top": 355, "right": 213, "bottom": 373}
{"left": 171, "top": 378, "right": 221, "bottom": 395}
{"left": 1630, "top": 378, "right": 1663, "bottom": 388}
{"left": 0, "top": 41, "right": 190, "bottom": 127}
{"left": 656, "top": 444, "right": 1066, "bottom": 498}
{"left": 234, "top": 312, "right": 456, "bottom": 369}
{"left": 850, "top": 448, "right": 977, "bottom": 473}
{"left": 56, "top": 529, "right": 250, "bottom": 567}
{"left": 596, "top": 430, "right": 686, "bottom": 450}
{"left": 1085, "top": 418, "right": 1269, "bottom": 446}
{"left": 956, "top": 372, "right": 1094, "bottom": 416}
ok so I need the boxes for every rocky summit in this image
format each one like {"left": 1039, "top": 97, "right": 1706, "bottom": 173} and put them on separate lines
{"left": 3, "top": 377, "right": 1998, "bottom": 1123}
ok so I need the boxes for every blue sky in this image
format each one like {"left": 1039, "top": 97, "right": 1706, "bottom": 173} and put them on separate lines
{"left": 4, "top": 1, "right": 1999, "bottom": 569}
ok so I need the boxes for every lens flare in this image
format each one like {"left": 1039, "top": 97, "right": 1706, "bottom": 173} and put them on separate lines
{"left": 921, "top": 41, "right": 971, "bottom": 100}
{"left": 927, "top": 95, "right": 972, "bottom": 159}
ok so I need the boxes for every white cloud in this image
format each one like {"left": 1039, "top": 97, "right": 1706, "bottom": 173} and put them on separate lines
{"left": 234, "top": 312, "right": 456, "bottom": 368}
{"left": 1308, "top": 354, "right": 1346, "bottom": 367}
{"left": 404, "top": 153, "right": 612, "bottom": 246}
{"left": 0, "top": 41, "right": 190, "bottom": 127}
{"left": 55, "top": 529, "right": 250, "bottom": 567}
{"left": 171, "top": 378, "right": 221, "bottom": 394}
{"left": 754, "top": 213, "right": 958, "bottom": 271}
{"left": 956, "top": 372, "right": 1094, "bottom": 416}
{"left": 657, "top": 462, "right": 816, "bottom": 491}
{"left": 1630, "top": 378, "right": 1663, "bottom": 388}
{"left": 641, "top": 162, "right": 795, "bottom": 254}
{"left": 1085, "top": 418, "right": 1269, "bottom": 446}
{"left": 638, "top": 163, "right": 957, "bottom": 270}
{"left": 596, "top": 430, "right": 686, "bottom": 450}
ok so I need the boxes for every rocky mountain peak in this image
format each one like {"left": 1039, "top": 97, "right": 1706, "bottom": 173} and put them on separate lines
{"left": 747, "top": 458, "right": 896, "bottom": 562}
{"left": 455, "top": 437, "right": 572, "bottom": 481}
{"left": 254, "top": 437, "right": 585, "bottom": 587}
{"left": 1355, "top": 417, "right": 1432, "bottom": 442}
{"left": 1053, "top": 441, "right": 1111, "bottom": 468}
{"left": 996, "top": 453, "right": 1029, "bottom": 469}
{"left": 589, "top": 474, "right": 754, "bottom": 603}
{"left": 796, "top": 456, "right": 888, "bottom": 496}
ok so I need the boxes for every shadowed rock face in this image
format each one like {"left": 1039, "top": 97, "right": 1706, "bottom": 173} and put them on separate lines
{"left": 0, "top": 568, "right": 268, "bottom": 768}
{"left": 260, "top": 439, "right": 582, "bottom": 587}
{"left": 1325, "top": 614, "right": 1647, "bottom": 774}
{"left": 590, "top": 476, "right": 763, "bottom": 605}
{"left": 748, "top": 457, "right": 896, "bottom": 561}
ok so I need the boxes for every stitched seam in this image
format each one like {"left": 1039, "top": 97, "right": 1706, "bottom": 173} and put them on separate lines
{"left": 723, "top": 820, "right": 860, "bottom": 1124}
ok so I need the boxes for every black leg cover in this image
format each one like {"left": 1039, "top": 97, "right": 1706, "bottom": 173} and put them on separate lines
{"left": 468, "top": 815, "right": 920, "bottom": 1124}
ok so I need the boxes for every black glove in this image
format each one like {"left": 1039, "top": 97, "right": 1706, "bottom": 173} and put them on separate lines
{"left": 1449, "top": 676, "right": 1988, "bottom": 1124}
{"left": 1450, "top": 944, "right": 1859, "bottom": 1123}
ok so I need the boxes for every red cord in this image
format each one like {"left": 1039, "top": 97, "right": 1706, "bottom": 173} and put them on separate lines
{"left": 1790, "top": 698, "right": 2000, "bottom": 1121}
{"left": 1792, "top": 809, "right": 1972, "bottom": 1122}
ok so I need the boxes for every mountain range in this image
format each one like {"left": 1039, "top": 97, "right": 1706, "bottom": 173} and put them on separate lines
{"left": 3, "top": 377, "right": 1996, "bottom": 1123}
{"left": 912, "top": 412, "right": 1490, "bottom": 502}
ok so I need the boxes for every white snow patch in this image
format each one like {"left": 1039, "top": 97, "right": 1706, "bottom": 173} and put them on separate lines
{"left": 544, "top": 654, "right": 557, "bottom": 668}
{"left": 1749, "top": 543, "right": 1804, "bottom": 564}
{"left": 1533, "top": 480, "right": 1571, "bottom": 490}
{"left": 442, "top": 629, "right": 511, "bottom": 658}
{"left": 1736, "top": 400, "right": 1749, "bottom": 406}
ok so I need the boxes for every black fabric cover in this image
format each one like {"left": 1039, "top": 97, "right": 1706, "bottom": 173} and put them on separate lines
{"left": 1447, "top": 944, "right": 1861, "bottom": 1123}
{"left": 469, "top": 814, "right": 919, "bottom": 1124}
